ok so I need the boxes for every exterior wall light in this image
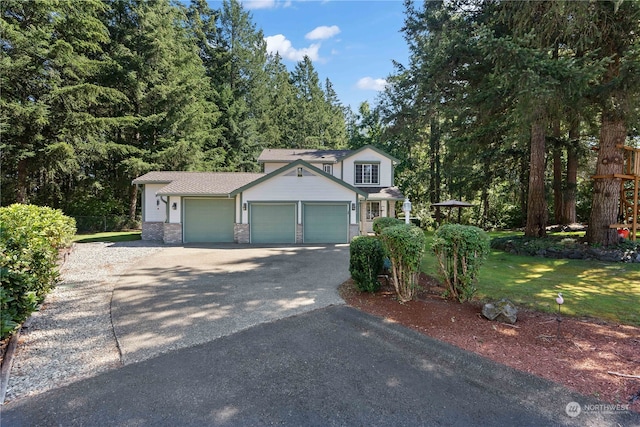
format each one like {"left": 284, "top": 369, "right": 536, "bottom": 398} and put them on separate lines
{"left": 172, "top": 202, "right": 177, "bottom": 210}
{"left": 351, "top": 202, "right": 356, "bottom": 211}
{"left": 243, "top": 203, "right": 248, "bottom": 211}
{"left": 297, "top": 167, "right": 303, "bottom": 177}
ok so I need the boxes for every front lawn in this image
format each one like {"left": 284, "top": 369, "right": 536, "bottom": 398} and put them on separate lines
{"left": 421, "top": 231, "right": 640, "bottom": 326}
{"left": 73, "top": 231, "right": 141, "bottom": 243}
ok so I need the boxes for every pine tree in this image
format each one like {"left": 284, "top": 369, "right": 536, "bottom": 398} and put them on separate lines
{"left": 260, "top": 53, "right": 296, "bottom": 148}
{"left": 290, "top": 56, "right": 330, "bottom": 148}
{"left": 100, "top": 0, "right": 215, "bottom": 218}
{"left": 213, "top": 0, "right": 268, "bottom": 170}
{"left": 0, "top": 0, "right": 125, "bottom": 210}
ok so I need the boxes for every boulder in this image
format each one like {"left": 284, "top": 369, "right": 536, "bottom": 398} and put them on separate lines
{"left": 482, "top": 299, "right": 518, "bottom": 324}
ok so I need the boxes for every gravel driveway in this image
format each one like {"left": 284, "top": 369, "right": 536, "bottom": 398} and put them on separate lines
{"left": 4, "top": 241, "right": 163, "bottom": 402}
{"left": 4, "top": 242, "right": 348, "bottom": 402}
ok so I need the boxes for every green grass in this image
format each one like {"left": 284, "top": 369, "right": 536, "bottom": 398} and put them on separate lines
{"left": 421, "top": 230, "right": 640, "bottom": 326}
{"left": 73, "top": 231, "right": 141, "bottom": 243}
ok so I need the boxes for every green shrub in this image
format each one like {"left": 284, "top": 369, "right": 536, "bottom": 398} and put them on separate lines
{"left": 432, "top": 224, "right": 490, "bottom": 302}
{"left": 379, "top": 224, "right": 426, "bottom": 302}
{"left": 372, "top": 216, "right": 403, "bottom": 235}
{"left": 349, "top": 236, "right": 385, "bottom": 292}
{"left": 0, "top": 204, "right": 76, "bottom": 338}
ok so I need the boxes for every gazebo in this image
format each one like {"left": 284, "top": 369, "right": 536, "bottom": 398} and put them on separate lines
{"left": 432, "top": 199, "right": 473, "bottom": 224}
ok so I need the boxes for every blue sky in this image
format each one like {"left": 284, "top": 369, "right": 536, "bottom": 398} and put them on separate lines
{"left": 211, "top": 0, "right": 409, "bottom": 109}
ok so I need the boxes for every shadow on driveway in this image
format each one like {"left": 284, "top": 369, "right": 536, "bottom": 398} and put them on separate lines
{"left": 111, "top": 244, "right": 349, "bottom": 364}
{"left": 4, "top": 306, "right": 636, "bottom": 426}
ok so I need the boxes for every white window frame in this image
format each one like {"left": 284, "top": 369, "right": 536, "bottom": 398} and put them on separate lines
{"left": 355, "top": 163, "right": 380, "bottom": 185}
{"left": 323, "top": 163, "right": 333, "bottom": 174}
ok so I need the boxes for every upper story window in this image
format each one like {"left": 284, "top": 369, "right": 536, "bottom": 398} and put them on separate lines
{"left": 323, "top": 163, "right": 333, "bottom": 174}
{"left": 355, "top": 163, "right": 379, "bottom": 185}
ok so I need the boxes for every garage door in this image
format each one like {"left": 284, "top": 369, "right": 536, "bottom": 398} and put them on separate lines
{"left": 183, "top": 198, "right": 235, "bottom": 243}
{"left": 250, "top": 203, "right": 296, "bottom": 244}
{"left": 303, "top": 203, "right": 349, "bottom": 244}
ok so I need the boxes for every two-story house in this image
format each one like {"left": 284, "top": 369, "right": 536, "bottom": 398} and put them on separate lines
{"left": 132, "top": 145, "right": 404, "bottom": 244}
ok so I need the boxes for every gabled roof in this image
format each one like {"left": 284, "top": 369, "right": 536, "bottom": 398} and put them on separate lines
{"left": 359, "top": 186, "right": 405, "bottom": 200}
{"left": 257, "top": 149, "right": 350, "bottom": 163}
{"left": 132, "top": 172, "right": 264, "bottom": 196}
{"left": 340, "top": 145, "right": 401, "bottom": 164}
{"left": 257, "top": 145, "right": 400, "bottom": 165}
{"left": 231, "top": 159, "right": 368, "bottom": 198}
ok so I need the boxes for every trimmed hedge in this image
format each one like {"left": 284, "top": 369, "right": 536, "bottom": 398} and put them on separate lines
{"left": 0, "top": 204, "right": 76, "bottom": 338}
{"left": 431, "top": 224, "right": 490, "bottom": 302}
{"left": 379, "top": 224, "right": 426, "bottom": 302}
{"left": 372, "top": 216, "right": 403, "bottom": 236}
{"left": 349, "top": 236, "right": 385, "bottom": 292}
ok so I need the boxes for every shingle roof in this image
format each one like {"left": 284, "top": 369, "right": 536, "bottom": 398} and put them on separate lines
{"left": 359, "top": 186, "right": 405, "bottom": 200}
{"left": 132, "top": 172, "right": 265, "bottom": 196}
{"left": 257, "top": 149, "right": 351, "bottom": 163}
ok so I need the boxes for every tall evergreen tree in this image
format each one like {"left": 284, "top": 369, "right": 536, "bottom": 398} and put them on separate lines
{"left": 583, "top": 1, "right": 640, "bottom": 245}
{"left": 323, "top": 78, "right": 348, "bottom": 148}
{"left": 260, "top": 53, "right": 296, "bottom": 148}
{"left": 290, "top": 56, "right": 329, "bottom": 148}
{"left": 100, "top": 0, "right": 215, "bottom": 218}
{"left": 213, "top": 0, "right": 268, "bottom": 170}
{"left": 1, "top": 0, "right": 115, "bottom": 207}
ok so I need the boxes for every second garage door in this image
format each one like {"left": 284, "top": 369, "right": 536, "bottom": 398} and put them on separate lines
{"left": 303, "top": 203, "right": 349, "bottom": 244}
{"left": 250, "top": 203, "right": 296, "bottom": 244}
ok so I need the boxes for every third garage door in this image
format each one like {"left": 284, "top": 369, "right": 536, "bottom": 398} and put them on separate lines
{"left": 303, "top": 203, "right": 349, "bottom": 244}
{"left": 250, "top": 203, "right": 296, "bottom": 244}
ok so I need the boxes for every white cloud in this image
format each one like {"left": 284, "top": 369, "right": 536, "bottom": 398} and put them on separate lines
{"left": 242, "top": 0, "right": 291, "bottom": 10}
{"left": 305, "top": 25, "right": 341, "bottom": 40}
{"left": 242, "top": 0, "right": 276, "bottom": 9}
{"left": 356, "top": 77, "right": 388, "bottom": 91}
{"left": 265, "top": 34, "right": 320, "bottom": 61}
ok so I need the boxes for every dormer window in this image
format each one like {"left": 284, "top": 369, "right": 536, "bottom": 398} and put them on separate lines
{"left": 355, "top": 163, "right": 379, "bottom": 185}
{"left": 323, "top": 163, "right": 333, "bottom": 174}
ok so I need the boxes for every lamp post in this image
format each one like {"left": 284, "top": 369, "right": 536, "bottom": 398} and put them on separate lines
{"left": 402, "top": 198, "right": 412, "bottom": 225}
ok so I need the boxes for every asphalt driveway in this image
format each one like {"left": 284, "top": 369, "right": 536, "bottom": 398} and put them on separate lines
{"left": 4, "top": 306, "right": 635, "bottom": 426}
{"left": 3, "top": 244, "right": 637, "bottom": 426}
{"left": 111, "top": 244, "right": 349, "bottom": 364}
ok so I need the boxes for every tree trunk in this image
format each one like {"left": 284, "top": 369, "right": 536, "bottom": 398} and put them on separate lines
{"left": 16, "top": 158, "right": 28, "bottom": 203}
{"left": 129, "top": 184, "right": 138, "bottom": 222}
{"left": 519, "top": 153, "right": 528, "bottom": 227}
{"left": 586, "top": 118, "right": 625, "bottom": 246}
{"left": 552, "top": 121, "right": 563, "bottom": 224}
{"left": 481, "top": 162, "right": 490, "bottom": 228}
{"left": 552, "top": 145, "right": 563, "bottom": 224}
{"left": 562, "top": 121, "right": 579, "bottom": 224}
{"left": 429, "top": 117, "right": 442, "bottom": 225}
{"left": 525, "top": 121, "right": 548, "bottom": 237}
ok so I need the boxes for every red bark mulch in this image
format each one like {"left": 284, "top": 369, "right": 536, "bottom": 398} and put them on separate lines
{"left": 339, "top": 273, "right": 640, "bottom": 414}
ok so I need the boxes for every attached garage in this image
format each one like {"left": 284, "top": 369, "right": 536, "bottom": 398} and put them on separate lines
{"left": 183, "top": 198, "right": 235, "bottom": 243}
{"left": 303, "top": 203, "right": 349, "bottom": 244}
{"left": 250, "top": 203, "right": 296, "bottom": 244}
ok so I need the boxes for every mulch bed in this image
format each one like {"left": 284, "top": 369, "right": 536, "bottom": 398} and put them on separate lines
{"left": 339, "top": 273, "right": 640, "bottom": 414}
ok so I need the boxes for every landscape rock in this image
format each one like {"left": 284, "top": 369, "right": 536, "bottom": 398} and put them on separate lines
{"left": 482, "top": 299, "right": 518, "bottom": 324}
